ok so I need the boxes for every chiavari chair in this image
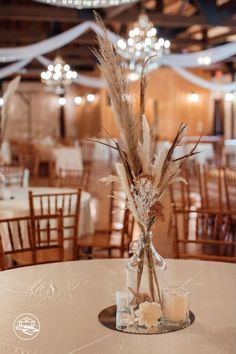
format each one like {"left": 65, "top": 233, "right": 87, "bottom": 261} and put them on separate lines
{"left": 224, "top": 168, "right": 236, "bottom": 213}
{"left": 77, "top": 182, "right": 134, "bottom": 258}
{"left": 172, "top": 207, "right": 236, "bottom": 263}
{"left": 80, "top": 140, "right": 95, "bottom": 172}
{"left": 57, "top": 168, "right": 89, "bottom": 191}
{"left": 0, "top": 165, "right": 28, "bottom": 187}
{"left": 202, "top": 165, "right": 225, "bottom": 210}
{"left": 0, "top": 210, "right": 64, "bottom": 270}
{"left": 29, "top": 189, "right": 81, "bottom": 260}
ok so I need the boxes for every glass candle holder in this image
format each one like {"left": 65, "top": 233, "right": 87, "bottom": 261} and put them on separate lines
{"left": 162, "top": 286, "right": 190, "bottom": 327}
{"left": 115, "top": 290, "right": 130, "bottom": 330}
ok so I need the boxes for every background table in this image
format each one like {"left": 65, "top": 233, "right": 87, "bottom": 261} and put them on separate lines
{"left": 0, "top": 186, "right": 94, "bottom": 237}
{"left": 0, "top": 259, "right": 235, "bottom": 354}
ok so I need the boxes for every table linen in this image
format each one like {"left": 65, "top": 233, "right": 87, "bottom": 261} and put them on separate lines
{"left": 0, "top": 259, "right": 235, "bottom": 354}
{"left": 0, "top": 186, "right": 94, "bottom": 238}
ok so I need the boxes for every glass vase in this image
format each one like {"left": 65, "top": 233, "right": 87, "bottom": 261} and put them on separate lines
{"left": 126, "top": 231, "right": 167, "bottom": 333}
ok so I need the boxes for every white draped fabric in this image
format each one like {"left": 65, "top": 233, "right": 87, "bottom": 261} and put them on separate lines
{"left": 0, "top": 58, "right": 32, "bottom": 79}
{"left": 171, "top": 66, "right": 236, "bottom": 92}
{"left": 0, "top": 21, "right": 236, "bottom": 91}
{"left": 0, "top": 21, "right": 120, "bottom": 62}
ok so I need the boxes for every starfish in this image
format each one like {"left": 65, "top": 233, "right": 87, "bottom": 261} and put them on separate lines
{"left": 128, "top": 287, "right": 152, "bottom": 305}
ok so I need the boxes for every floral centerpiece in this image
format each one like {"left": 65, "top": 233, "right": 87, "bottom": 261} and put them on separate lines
{"left": 94, "top": 15, "right": 198, "bottom": 333}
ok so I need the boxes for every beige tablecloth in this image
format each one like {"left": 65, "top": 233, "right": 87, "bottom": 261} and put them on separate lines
{"left": 35, "top": 145, "right": 83, "bottom": 174}
{"left": 0, "top": 259, "right": 235, "bottom": 354}
{"left": 0, "top": 186, "right": 94, "bottom": 237}
{"left": 53, "top": 147, "right": 83, "bottom": 174}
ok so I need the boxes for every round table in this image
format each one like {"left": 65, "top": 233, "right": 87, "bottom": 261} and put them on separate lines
{"left": 0, "top": 259, "right": 235, "bottom": 354}
{"left": 0, "top": 186, "right": 94, "bottom": 237}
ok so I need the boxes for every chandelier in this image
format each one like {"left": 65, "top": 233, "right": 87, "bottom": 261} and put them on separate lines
{"left": 34, "top": 0, "right": 138, "bottom": 9}
{"left": 40, "top": 56, "right": 77, "bottom": 95}
{"left": 117, "top": 12, "right": 171, "bottom": 79}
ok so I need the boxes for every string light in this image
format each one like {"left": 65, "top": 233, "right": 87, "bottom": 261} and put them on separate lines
{"left": 58, "top": 97, "right": 67, "bottom": 105}
{"left": 225, "top": 92, "right": 234, "bottom": 102}
{"left": 74, "top": 96, "right": 83, "bottom": 105}
{"left": 86, "top": 94, "right": 96, "bottom": 102}
{"left": 198, "top": 56, "right": 212, "bottom": 66}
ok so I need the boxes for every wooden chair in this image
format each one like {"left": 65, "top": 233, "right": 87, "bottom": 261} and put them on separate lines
{"left": 202, "top": 165, "right": 225, "bottom": 210}
{"left": 0, "top": 210, "right": 64, "bottom": 270}
{"left": 172, "top": 207, "right": 236, "bottom": 263}
{"left": 0, "top": 165, "right": 28, "bottom": 187}
{"left": 80, "top": 140, "right": 95, "bottom": 171}
{"left": 57, "top": 168, "right": 89, "bottom": 191}
{"left": 16, "top": 142, "right": 39, "bottom": 177}
{"left": 77, "top": 182, "right": 134, "bottom": 258}
{"left": 29, "top": 189, "right": 81, "bottom": 260}
{"left": 77, "top": 206, "right": 134, "bottom": 259}
{"left": 224, "top": 168, "right": 236, "bottom": 212}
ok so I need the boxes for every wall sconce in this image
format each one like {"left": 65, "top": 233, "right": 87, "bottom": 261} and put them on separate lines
{"left": 74, "top": 96, "right": 83, "bottom": 105}
{"left": 86, "top": 94, "right": 96, "bottom": 103}
{"left": 188, "top": 92, "right": 200, "bottom": 103}
{"left": 225, "top": 92, "right": 234, "bottom": 102}
{"left": 58, "top": 97, "right": 67, "bottom": 106}
{"left": 0, "top": 98, "right": 4, "bottom": 107}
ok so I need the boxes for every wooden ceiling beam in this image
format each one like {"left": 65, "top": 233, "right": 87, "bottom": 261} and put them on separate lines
{"left": 1, "top": 5, "right": 236, "bottom": 28}
{"left": 111, "top": 10, "right": 236, "bottom": 28}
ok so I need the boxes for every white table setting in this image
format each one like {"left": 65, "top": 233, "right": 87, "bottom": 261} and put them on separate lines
{"left": 0, "top": 258, "right": 235, "bottom": 354}
{"left": 0, "top": 186, "right": 94, "bottom": 237}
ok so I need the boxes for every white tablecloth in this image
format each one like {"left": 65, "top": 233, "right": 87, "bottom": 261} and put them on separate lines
{"left": 93, "top": 138, "right": 118, "bottom": 162}
{"left": 52, "top": 147, "right": 83, "bottom": 174}
{"left": 0, "top": 186, "right": 94, "bottom": 237}
{"left": 0, "top": 259, "right": 235, "bottom": 354}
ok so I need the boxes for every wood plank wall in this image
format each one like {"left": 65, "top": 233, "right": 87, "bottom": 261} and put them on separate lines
{"left": 3, "top": 68, "right": 211, "bottom": 142}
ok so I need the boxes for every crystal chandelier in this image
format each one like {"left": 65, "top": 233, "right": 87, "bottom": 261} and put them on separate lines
{"left": 117, "top": 12, "right": 171, "bottom": 79}
{"left": 40, "top": 56, "right": 77, "bottom": 95}
{"left": 34, "top": 0, "right": 138, "bottom": 9}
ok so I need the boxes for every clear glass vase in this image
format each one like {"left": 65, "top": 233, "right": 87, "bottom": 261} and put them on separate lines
{"left": 125, "top": 232, "right": 167, "bottom": 332}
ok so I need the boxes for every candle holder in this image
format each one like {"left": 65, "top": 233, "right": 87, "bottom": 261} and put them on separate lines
{"left": 161, "top": 286, "right": 190, "bottom": 328}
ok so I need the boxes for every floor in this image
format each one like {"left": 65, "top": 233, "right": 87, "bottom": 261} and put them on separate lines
{"left": 31, "top": 159, "right": 175, "bottom": 260}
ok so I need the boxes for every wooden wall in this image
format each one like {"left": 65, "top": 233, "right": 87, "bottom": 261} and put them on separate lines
{"left": 100, "top": 67, "right": 211, "bottom": 140}
{"left": 2, "top": 67, "right": 211, "bottom": 142}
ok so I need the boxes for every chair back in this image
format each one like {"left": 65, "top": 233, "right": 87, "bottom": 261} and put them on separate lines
{"left": 28, "top": 189, "right": 81, "bottom": 260}
{"left": 119, "top": 207, "right": 135, "bottom": 256}
{"left": 202, "top": 165, "right": 225, "bottom": 210}
{"left": 58, "top": 168, "right": 89, "bottom": 190}
{"left": 173, "top": 207, "right": 236, "bottom": 263}
{"left": 80, "top": 140, "right": 95, "bottom": 170}
{"left": 224, "top": 168, "right": 236, "bottom": 212}
{"left": 0, "top": 210, "right": 64, "bottom": 270}
{"left": 0, "top": 165, "right": 26, "bottom": 187}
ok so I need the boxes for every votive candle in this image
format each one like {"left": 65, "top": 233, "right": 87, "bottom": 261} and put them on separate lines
{"left": 162, "top": 287, "right": 189, "bottom": 323}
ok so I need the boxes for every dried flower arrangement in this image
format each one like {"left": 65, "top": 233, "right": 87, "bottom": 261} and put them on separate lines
{"left": 94, "top": 15, "right": 199, "bottom": 327}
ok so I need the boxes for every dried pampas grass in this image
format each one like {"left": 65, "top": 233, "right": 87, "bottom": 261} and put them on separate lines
{"left": 94, "top": 14, "right": 199, "bottom": 233}
{"left": 93, "top": 13, "right": 141, "bottom": 176}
